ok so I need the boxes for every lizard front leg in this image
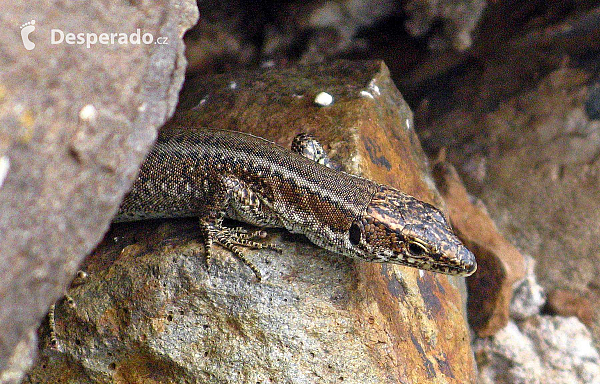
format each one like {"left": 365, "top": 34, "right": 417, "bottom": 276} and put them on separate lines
{"left": 200, "top": 175, "right": 282, "bottom": 281}
{"left": 291, "top": 133, "right": 339, "bottom": 170}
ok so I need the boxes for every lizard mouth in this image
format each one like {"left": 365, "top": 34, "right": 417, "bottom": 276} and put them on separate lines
{"left": 427, "top": 258, "right": 477, "bottom": 276}
{"left": 386, "top": 256, "right": 477, "bottom": 276}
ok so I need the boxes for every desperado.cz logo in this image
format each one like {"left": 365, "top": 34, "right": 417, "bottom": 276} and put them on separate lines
{"left": 20, "top": 20, "right": 168, "bottom": 50}
{"left": 51, "top": 28, "right": 168, "bottom": 48}
{"left": 20, "top": 20, "right": 36, "bottom": 50}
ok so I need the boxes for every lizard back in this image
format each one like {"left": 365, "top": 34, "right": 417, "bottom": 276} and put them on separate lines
{"left": 116, "top": 128, "right": 378, "bottom": 236}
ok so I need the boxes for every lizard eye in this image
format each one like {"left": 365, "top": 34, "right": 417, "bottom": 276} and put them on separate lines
{"left": 408, "top": 241, "right": 427, "bottom": 256}
{"left": 349, "top": 222, "right": 362, "bottom": 245}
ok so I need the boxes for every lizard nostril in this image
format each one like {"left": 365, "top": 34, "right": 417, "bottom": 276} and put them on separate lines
{"left": 464, "top": 258, "right": 477, "bottom": 275}
{"left": 460, "top": 248, "right": 477, "bottom": 275}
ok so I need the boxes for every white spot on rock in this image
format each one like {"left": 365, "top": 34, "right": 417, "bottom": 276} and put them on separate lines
{"left": 360, "top": 91, "right": 374, "bottom": 99}
{"left": 193, "top": 97, "right": 208, "bottom": 110}
{"left": 368, "top": 79, "right": 380, "bottom": 96}
{"left": 79, "top": 104, "right": 97, "bottom": 122}
{"left": 13, "top": 104, "right": 24, "bottom": 114}
{"left": 261, "top": 60, "right": 276, "bottom": 68}
{"left": 314, "top": 92, "right": 333, "bottom": 107}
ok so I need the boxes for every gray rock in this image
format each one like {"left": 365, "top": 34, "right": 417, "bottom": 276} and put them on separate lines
{"left": 0, "top": 1, "right": 198, "bottom": 382}
{"left": 521, "top": 316, "right": 600, "bottom": 384}
{"left": 510, "top": 254, "right": 546, "bottom": 320}
{"left": 474, "top": 321, "right": 542, "bottom": 384}
{"left": 475, "top": 316, "right": 600, "bottom": 384}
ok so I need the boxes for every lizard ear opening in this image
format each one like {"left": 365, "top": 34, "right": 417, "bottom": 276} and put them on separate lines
{"left": 349, "top": 222, "right": 362, "bottom": 245}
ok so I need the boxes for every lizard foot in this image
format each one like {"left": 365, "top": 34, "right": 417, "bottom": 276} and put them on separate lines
{"left": 201, "top": 220, "right": 281, "bottom": 281}
{"left": 46, "top": 270, "right": 87, "bottom": 352}
{"left": 47, "top": 294, "right": 75, "bottom": 352}
{"left": 48, "top": 303, "right": 60, "bottom": 351}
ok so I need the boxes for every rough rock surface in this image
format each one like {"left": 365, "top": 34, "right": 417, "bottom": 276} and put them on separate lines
{"left": 25, "top": 61, "right": 476, "bottom": 383}
{"left": 188, "top": 0, "right": 490, "bottom": 74}
{"left": 0, "top": 1, "right": 198, "bottom": 383}
{"left": 186, "top": 1, "right": 264, "bottom": 72}
{"left": 466, "top": 69, "right": 600, "bottom": 348}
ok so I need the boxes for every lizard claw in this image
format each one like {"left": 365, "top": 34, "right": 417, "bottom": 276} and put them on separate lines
{"left": 200, "top": 219, "right": 279, "bottom": 281}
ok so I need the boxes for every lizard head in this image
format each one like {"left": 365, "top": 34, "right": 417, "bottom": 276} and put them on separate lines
{"left": 347, "top": 185, "right": 477, "bottom": 276}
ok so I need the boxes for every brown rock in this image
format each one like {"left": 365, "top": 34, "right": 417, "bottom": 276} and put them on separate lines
{"left": 26, "top": 61, "right": 476, "bottom": 383}
{"left": 433, "top": 160, "right": 525, "bottom": 337}
{"left": 547, "top": 289, "right": 594, "bottom": 327}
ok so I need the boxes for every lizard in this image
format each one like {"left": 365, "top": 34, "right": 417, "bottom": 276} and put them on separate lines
{"left": 115, "top": 128, "right": 477, "bottom": 281}
{"left": 47, "top": 128, "right": 476, "bottom": 350}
